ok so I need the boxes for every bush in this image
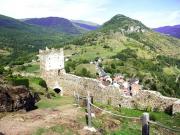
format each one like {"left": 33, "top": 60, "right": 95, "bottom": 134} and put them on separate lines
{"left": 103, "top": 45, "right": 110, "bottom": 49}
{"left": 146, "top": 106, "right": 152, "bottom": 112}
{"left": 95, "top": 57, "right": 99, "bottom": 61}
{"left": 150, "top": 113, "right": 157, "bottom": 121}
{"left": 11, "top": 60, "right": 24, "bottom": 65}
{"left": 111, "top": 63, "right": 116, "bottom": 69}
{"left": 75, "top": 68, "right": 91, "bottom": 78}
{"left": 0, "top": 67, "right": 4, "bottom": 74}
{"left": 12, "top": 78, "right": 29, "bottom": 87}
{"left": 79, "top": 59, "right": 89, "bottom": 64}
{"left": 112, "top": 48, "right": 137, "bottom": 61}
{"left": 65, "top": 65, "right": 70, "bottom": 73}
{"left": 99, "top": 63, "right": 102, "bottom": 67}
{"left": 39, "top": 79, "right": 47, "bottom": 89}
{"left": 81, "top": 68, "right": 91, "bottom": 77}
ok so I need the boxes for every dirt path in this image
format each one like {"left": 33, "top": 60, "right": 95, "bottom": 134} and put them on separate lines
{"left": 0, "top": 104, "right": 97, "bottom": 135}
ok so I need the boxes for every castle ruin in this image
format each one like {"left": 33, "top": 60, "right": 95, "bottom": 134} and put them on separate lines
{"left": 39, "top": 47, "right": 180, "bottom": 114}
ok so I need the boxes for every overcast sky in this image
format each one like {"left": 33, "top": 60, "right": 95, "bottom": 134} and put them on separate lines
{"left": 0, "top": 0, "right": 179, "bottom": 28}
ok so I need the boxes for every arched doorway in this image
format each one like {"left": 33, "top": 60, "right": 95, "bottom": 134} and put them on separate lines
{"left": 54, "top": 88, "right": 61, "bottom": 94}
{"left": 53, "top": 87, "right": 63, "bottom": 96}
{"left": 53, "top": 82, "right": 63, "bottom": 96}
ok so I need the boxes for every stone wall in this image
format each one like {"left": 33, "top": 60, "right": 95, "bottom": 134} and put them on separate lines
{"left": 43, "top": 72, "right": 180, "bottom": 114}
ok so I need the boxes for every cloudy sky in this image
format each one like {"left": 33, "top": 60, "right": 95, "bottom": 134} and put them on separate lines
{"left": 0, "top": 0, "right": 179, "bottom": 28}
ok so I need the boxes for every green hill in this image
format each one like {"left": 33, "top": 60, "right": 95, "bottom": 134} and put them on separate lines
{"left": 0, "top": 14, "right": 72, "bottom": 65}
{"left": 101, "top": 14, "right": 149, "bottom": 32}
{"left": 65, "top": 14, "right": 180, "bottom": 98}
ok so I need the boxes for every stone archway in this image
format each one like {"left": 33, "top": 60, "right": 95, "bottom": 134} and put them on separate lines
{"left": 54, "top": 88, "right": 61, "bottom": 94}
{"left": 53, "top": 86, "right": 63, "bottom": 96}
{"left": 53, "top": 82, "right": 63, "bottom": 96}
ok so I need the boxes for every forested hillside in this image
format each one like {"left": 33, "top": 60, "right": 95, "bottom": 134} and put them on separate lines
{"left": 0, "top": 14, "right": 73, "bottom": 65}
{"left": 64, "top": 14, "right": 180, "bottom": 98}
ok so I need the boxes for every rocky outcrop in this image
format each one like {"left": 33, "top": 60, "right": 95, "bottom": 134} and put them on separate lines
{"left": 0, "top": 85, "right": 37, "bottom": 112}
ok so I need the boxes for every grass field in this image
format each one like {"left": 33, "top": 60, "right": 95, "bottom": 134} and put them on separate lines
{"left": 92, "top": 102, "right": 180, "bottom": 135}
{"left": 24, "top": 64, "right": 40, "bottom": 73}
{"left": 32, "top": 125, "right": 74, "bottom": 135}
{"left": 36, "top": 96, "right": 74, "bottom": 109}
{"left": 32, "top": 96, "right": 180, "bottom": 135}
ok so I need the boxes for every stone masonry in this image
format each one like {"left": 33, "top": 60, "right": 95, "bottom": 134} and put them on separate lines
{"left": 39, "top": 48, "right": 180, "bottom": 114}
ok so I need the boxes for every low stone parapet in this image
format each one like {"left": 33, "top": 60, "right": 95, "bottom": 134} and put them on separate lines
{"left": 173, "top": 100, "right": 180, "bottom": 114}
{"left": 43, "top": 72, "right": 180, "bottom": 114}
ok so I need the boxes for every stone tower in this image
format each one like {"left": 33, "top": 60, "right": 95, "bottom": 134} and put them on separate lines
{"left": 39, "top": 47, "right": 64, "bottom": 75}
{"left": 39, "top": 47, "right": 65, "bottom": 95}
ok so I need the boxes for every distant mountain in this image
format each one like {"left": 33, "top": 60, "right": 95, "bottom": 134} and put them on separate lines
{"left": 0, "top": 14, "right": 29, "bottom": 29}
{"left": 71, "top": 20, "right": 100, "bottom": 31}
{"left": 23, "top": 17, "right": 81, "bottom": 35}
{"left": 154, "top": 25, "right": 180, "bottom": 38}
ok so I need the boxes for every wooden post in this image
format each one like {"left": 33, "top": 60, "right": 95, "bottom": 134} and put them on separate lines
{"left": 73, "top": 91, "right": 76, "bottom": 102}
{"left": 90, "top": 96, "right": 94, "bottom": 104}
{"left": 142, "top": 113, "right": 149, "bottom": 135}
{"left": 87, "top": 91, "right": 92, "bottom": 127}
{"left": 77, "top": 93, "right": 80, "bottom": 107}
{"left": 73, "top": 91, "right": 76, "bottom": 97}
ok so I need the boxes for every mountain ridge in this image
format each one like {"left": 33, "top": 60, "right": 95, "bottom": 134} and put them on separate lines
{"left": 23, "top": 17, "right": 81, "bottom": 35}
{"left": 71, "top": 20, "right": 100, "bottom": 31}
{"left": 154, "top": 24, "right": 180, "bottom": 38}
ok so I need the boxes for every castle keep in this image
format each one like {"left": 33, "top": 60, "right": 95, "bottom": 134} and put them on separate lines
{"left": 39, "top": 47, "right": 65, "bottom": 95}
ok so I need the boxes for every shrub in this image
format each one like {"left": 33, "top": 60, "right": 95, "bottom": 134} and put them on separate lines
{"left": 81, "top": 68, "right": 91, "bottom": 77}
{"left": 111, "top": 63, "right": 116, "bottom": 69}
{"left": 103, "top": 45, "right": 110, "bottom": 49}
{"left": 12, "top": 78, "right": 29, "bottom": 87}
{"left": 80, "top": 59, "right": 89, "bottom": 64}
{"left": 150, "top": 113, "right": 157, "bottom": 121}
{"left": 112, "top": 48, "right": 137, "bottom": 61}
{"left": 146, "top": 106, "right": 152, "bottom": 112}
{"left": 95, "top": 57, "right": 99, "bottom": 61}
{"left": 0, "top": 67, "right": 4, "bottom": 74}
{"left": 99, "top": 63, "right": 102, "bottom": 67}
{"left": 65, "top": 65, "right": 70, "bottom": 73}
{"left": 64, "top": 46, "right": 71, "bottom": 50}
{"left": 75, "top": 68, "right": 91, "bottom": 78}
{"left": 11, "top": 60, "right": 24, "bottom": 65}
{"left": 39, "top": 79, "right": 47, "bottom": 89}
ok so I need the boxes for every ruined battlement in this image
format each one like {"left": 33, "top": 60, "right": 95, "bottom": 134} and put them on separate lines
{"left": 39, "top": 47, "right": 63, "bottom": 55}
{"left": 39, "top": 47, "right": 64, "bottom": 73}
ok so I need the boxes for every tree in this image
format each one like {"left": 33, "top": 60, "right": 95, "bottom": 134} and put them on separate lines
{"left": 39, "top": 79, "right": 48, "bottom": 89}
{"left": 65, "top": 65, "right": 70, "bottom": 73}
